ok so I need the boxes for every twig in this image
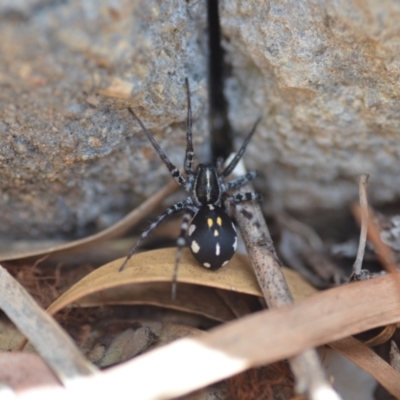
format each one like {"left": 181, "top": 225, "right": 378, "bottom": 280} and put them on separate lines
{"left": 351, "top": 173, "right": 400, "bottom": 279}
{"left": 0, "top": 265, "right": 96, "bottom": 383}
{"left": 15, "top": 273, "right": 400, "bottom": 399}
{"left": 229, "top": 158, "right": 340, "bottom": 400}
{"left": 352, "top": 206, "right": 398, "bottom": 275}
{"left": 350, "top": 175, "right": 399, "bottom": 345}
{"left": 351, "top": 174, "right": 369, "bottom": 279}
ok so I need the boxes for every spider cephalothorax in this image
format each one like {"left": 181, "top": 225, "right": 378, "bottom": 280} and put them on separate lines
{"left": 119, "top": 79, "right": 260, "bottom": 294}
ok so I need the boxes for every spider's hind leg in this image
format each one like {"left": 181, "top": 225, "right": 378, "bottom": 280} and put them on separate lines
{"left": 222, "top": 171, "right": 257, "bottom": 192}
{"left": 119, "top": 200, "right": 189, "bottom": 272}
{"left": 171, "top": 207, "right": 196, "bottom": 299}
{"left": 223, "top": 192, "right": 262, "bottom": 229}
{"left": 228, "top": 192, "right": 261, "bottom": 204}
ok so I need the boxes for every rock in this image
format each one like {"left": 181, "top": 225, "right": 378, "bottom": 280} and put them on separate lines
{"left": 220, "top": 1, "right": 400, "bottom": 210}
{"left": 0, "top": 0, "right": 208, "bottom": 239}
{"left": 2, "top": 0, "right": 400, "bottom": 241}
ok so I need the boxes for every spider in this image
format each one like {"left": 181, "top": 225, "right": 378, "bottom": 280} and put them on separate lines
{"left": 119, "top": 78, "right": 260, "bottom": 296}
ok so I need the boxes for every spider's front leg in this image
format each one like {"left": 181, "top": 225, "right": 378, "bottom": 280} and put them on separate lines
{"left": 183, "top": 78, "right": 195, "bottom": 179}
{"left": 221, "top": 118, "right": 260, "bottom": 178}
{"left": 128, "top": 108, "right": 188, "bottom": 188}
{"left": 119, "top": 200, "right": 190, "bottom": 272}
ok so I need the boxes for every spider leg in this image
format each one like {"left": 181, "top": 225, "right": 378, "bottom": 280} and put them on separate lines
{"left": 119, "top": 200, "right": 189, "bottom": 272}
{"left": 225, "top": 192, "right": 261, "bottom": 204}
{"left": 221, "top": 118, "right": 261, "bottom": 178}
{"left": 183, "top": 78, "right": 195, "bottom": 177}
{"left": 128, "top": 108, "right": 187, "bottom": 187}
{"left": 222, "top": 171, "right": 257, "bottom": 192}
{"left": 171, "top": 208, "right": 196, "bottom": 299}
{"left": 223, "top": 192, "right": 261, "bottom": 228}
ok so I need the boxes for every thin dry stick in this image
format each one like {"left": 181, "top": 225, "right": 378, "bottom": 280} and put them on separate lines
{"left": 353, "top": 205, "right": 398, "bottom": 274}
{"left": 18, "top": 272, "right": 400, "bottom": 400}
{"left": 350, "top": 180, "right": 400, "bottom": 347}
{"left": 0, "top": 265, "right": 96, "bottom": 384}
{"left": 230, "top": 160, "right": 339, "bottom": 400}
{"left": 351, "top": 174, "right": 369, "bottom": 278}
{"left": 350, "top": 175, "right": 400, "bottom": 346}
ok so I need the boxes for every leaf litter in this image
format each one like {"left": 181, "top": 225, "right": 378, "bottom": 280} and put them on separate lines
{"left": 46, "top": 248, "right": 317, "bottom": 317}
{"left": 0, "top": 265, "right": 97, "bottom": 387}
{"left": 9, "top": 272, "right": 400, "bottom": 400}
{"left": 3, "top": 178, "right": 400, "bottom": 399}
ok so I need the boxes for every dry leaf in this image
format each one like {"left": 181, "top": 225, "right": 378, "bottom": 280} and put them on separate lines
{"left": 362, "top": 323, "right": 397, "bottom": 346}
{"left": 16, "top": 273, "right": 400, "bottom": 400}
{"left": 329, "top": 337, "right": 400, "bottom": 398}
{"left": 77, "top": 283, "right": 242, "bottom": 322}
{"left": 46, "top": 248, "right": 317, "bottom": 316}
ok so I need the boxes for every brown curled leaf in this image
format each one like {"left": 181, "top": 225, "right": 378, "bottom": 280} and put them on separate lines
{"left": 46, "top": 248, "right": 317, "bottom": 317}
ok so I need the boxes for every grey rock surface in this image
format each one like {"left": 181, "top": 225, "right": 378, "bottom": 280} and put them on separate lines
{"left": 0, "top": 0, "right": 208, "bottom": 239}
{"left": 221, "top": 0, "right": 400, "bottom": 210}
{"left": 2, "top": 0, "right": 400, "bottom": 241}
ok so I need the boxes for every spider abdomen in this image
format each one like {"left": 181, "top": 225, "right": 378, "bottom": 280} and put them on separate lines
{"left": 188, "top": 205, "right": 237, "bottom": 270}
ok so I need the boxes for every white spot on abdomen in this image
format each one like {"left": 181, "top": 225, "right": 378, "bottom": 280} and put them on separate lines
{"left": 203, "top": 262, "right": 211, "bottom": 268}
{"left": 188, "top": 225, "right": 196, "bottom": 236}
{"left": 191, "top": 240, "right": 200, "bottom": 254}
{"left": 216, "top": 243, "right": 220, "bottom": 256}
{"left": 233, "top": 237, "right": 237, "bottom": 251}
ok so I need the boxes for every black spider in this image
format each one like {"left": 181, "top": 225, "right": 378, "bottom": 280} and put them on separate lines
{"left": 119, "top": 79, "right": 260, "bottom": 296}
